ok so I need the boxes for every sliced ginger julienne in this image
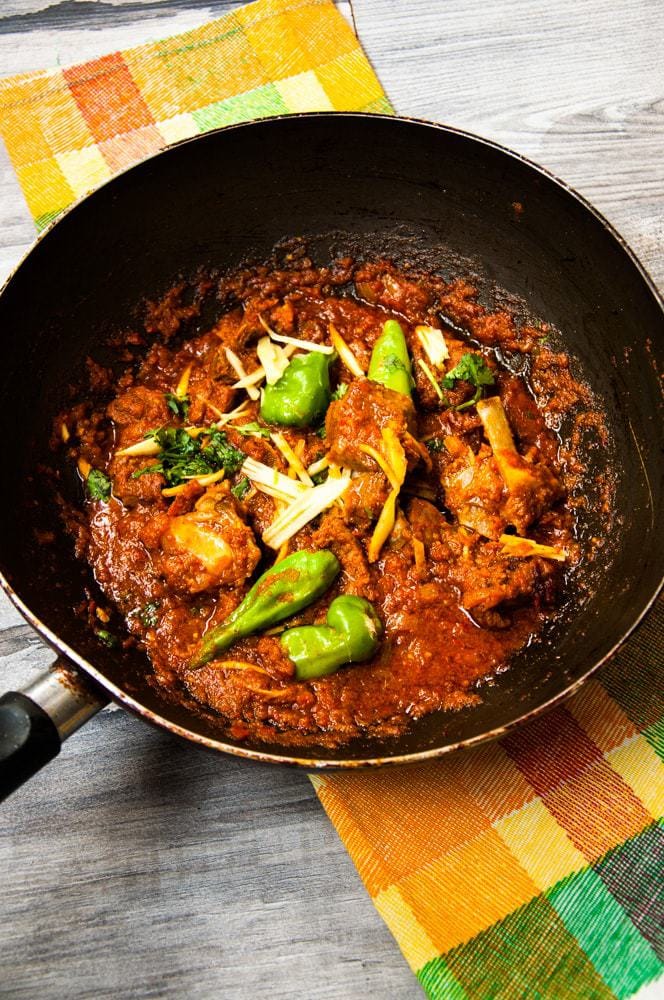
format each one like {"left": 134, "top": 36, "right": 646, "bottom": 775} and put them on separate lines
{"left": 213, "top": 400, "right": 250, "bottom": 426}
{"left": 270, "top": 431, "right": 314, "bottom": 486}
{"left": 175, "top": 363, "right": 192, "bottom": 400}
{"left": 417, "top": 357, "right": 445, "bottom": 400}
{"left": 329, "top": 323, "right": 365, "bottom": 378}
{"left": 262, "top": 471, "right": 351, "bottom": 550}
{"left": 358, "top": 440, "right": 401, "bottom": 490}
{"left": 224, "top": 347, "right": 260, "bottom": 401}
{"left": 360, "top": 424, "right": 408, "bottom": 563}
{"left": 245, "top": 685, "right": 297, "bottom": 700}
{"left": 210, "top": 660, "right": 270, "bottom": 674}
{"left": 241, "top": 456, "right": 309, "bottom": 505}
{"left": 231, "top": 338, "right": 295, "bottom": 391}
{"left": 415, "top": 325, "right": 449, "bottom": 367}
{"left": 498, "top": 533, "right": 566, "bottom": 562}
{"left": 209, "top": 661, "right": 296, "bottom": 699}
{"left": 161, "top": 468, "right": 225, "bottom": 497}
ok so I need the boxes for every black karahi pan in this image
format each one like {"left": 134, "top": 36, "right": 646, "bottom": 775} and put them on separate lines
{"left": 0, "top": 113, "right": 662, "bottom": 799}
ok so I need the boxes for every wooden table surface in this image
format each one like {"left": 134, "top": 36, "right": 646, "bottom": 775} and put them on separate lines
{"left": 0, "top": 2, "right": 661, "bottom": 997}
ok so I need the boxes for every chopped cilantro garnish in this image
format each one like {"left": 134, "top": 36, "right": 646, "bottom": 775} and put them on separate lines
{"left": 165, "top": 391, "right": 190, "bottom": 421}
{"left": 442, "top": 353, "right": 495, "bottom": 410}
{"left": 86, "top": 468, "right": 112, "bottom": 501}
{"left": 231, "top": 476, "right": 251, "bottom": 500}
{"left": 133, "top": 427, "right": 245, "bottom": 486}
{"left": 425, "top": 437, "right": 445, "bottom": 453}
{"left": 137, "top": 601, "right": 161, "bottom": 628}
{"left": 203, "top": 430, "right": 246, "bottom": 475}
{"left": 331, "top": 382, "right": 349, "bottom": 402}
{"left": 96, "top": 629, "right": 118, "bottom": 648}
{"left": 442, "top": 352, "right": 495, "bottom": 390}
{"left": 232, "top": 422, "right": 271, "bottom": 438}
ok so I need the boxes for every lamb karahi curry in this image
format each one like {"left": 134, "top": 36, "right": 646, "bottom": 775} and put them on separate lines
{"left": 58, "top": 254, "right": 603, "bottom": 747}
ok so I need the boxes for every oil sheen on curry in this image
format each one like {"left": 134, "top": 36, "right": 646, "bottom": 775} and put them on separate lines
{"left": 60, "top": 256, "right": 600, "bottom": 748}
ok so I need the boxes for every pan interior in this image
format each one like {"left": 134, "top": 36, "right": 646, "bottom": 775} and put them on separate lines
{"left": 0, "top": 114, "right": 661, "bottom": 763}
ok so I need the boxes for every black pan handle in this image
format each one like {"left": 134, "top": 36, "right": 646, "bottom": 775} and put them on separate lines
{"left": 0, "top": 658, "right": 107, "bottom": 802}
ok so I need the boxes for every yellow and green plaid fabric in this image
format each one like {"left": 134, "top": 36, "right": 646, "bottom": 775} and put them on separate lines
{"left": 313, "top": 603, "right": 664, "bottom": 999}
{"left": 0, "top": 2, "right": 661, "bottom": 996}
{"left": 0, "top": 0, "right": 389, "bottom": 229}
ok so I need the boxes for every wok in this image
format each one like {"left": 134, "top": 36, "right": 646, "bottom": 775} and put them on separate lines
{"left": 0, "top": 113, "right": 662, "bottom": 799}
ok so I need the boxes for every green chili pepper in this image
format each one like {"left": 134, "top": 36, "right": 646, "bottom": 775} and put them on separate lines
{"left": 281, "top": 595, "right": 382, "bottom": 681}
{"left": 260, "top": 352, "right": 333, "bottom": 427}
{"left": 190, "top": 549, "right": 340, "bottom": 667}
{"left": 368, "top": 319, "right": 413, "bottom": 397}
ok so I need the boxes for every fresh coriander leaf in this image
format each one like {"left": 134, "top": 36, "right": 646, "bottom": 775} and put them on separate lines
{"left": 443, "top": 353, "right": 495, "bottom": 390}
{"left": 165, "top": 392, "right": 190, "bottom": 420}
{"left": 331, "top": 382, "right": 348, "bottom": 402}
{"left": 133, "top": 428, "right": 204, "bottom": 484}
{"left": 202, "top": 430, "right": 245, "bottom": 475}
{"left": 133, "top": 427, "right": 245, "bottom": 486}
{"left": 316, "top": 424, "right": 327, "bottom": 439}
{"left": 312, "top": 469, "right": 329, "bottom": 485}
{"left": 232, "top": 422, "right": 271, "bottom": 438}
{"left": 441, "top": 353, "right": 495, "bottom": 410}
{"left": 425, "top": 437, "right": 445, "bottom": 453}
{"left": 231, "top": 476, "right": 250, "bottom": 500}
{"left": 137, "top": 601, "right": 161, "bottom": 628}
{"left": 96, "top": 629, "right": 118, "bottom": 648}
{"left": 86, "top": 468, "right": 112, "bottom": 501}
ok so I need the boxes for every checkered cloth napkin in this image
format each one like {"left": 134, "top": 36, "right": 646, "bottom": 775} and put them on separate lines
{"left": 314, "top": 604, "right": 663, "bottom": 998}
{"left": 0, "top": 1, "right": 661, "bottom": 996}
{"left": 0, "top": 0, "right": 388, "bottom": 230}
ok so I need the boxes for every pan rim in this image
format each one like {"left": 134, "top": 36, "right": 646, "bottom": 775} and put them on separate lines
{"left": 1, "top": 111, "right": 662, "bottom": 767}
{"left": 2, "top": 572, "right": 661, "bottom": 768}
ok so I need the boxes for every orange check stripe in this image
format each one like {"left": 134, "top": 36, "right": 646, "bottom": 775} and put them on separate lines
{"left": 63, "top": 53, "right": 155, "bottom": 143}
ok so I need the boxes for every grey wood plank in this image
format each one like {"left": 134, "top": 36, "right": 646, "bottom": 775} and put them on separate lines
{"left": 1, "top": 706, "right": 418, "bottom": 1000}
{"left": 0, "top": 1, "right": 661, "bottom": 998}
{"left": 352, "top": 0, "right": 664, "bottom": 288}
